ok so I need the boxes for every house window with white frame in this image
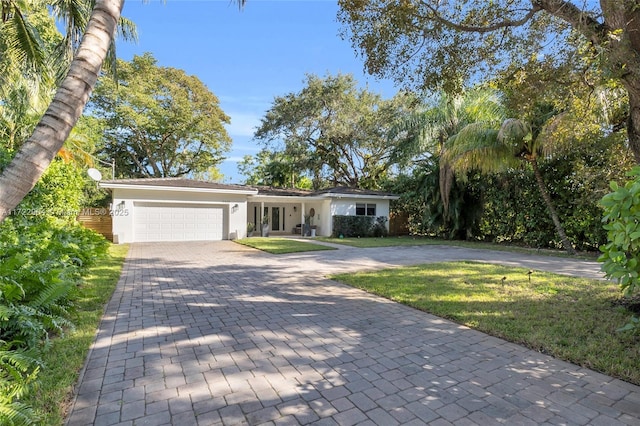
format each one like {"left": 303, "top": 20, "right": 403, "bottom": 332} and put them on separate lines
{"left": 356, "top": 203, "right": 376, "bottom": 216}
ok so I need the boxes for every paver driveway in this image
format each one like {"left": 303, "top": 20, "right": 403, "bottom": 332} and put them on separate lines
{"left": 66, "top": 242, "right": 640, "bottom": 425}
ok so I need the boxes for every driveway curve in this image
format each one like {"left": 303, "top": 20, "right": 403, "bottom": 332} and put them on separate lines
{"left": 66, "top": 242, "right": 639, "bottom": 426}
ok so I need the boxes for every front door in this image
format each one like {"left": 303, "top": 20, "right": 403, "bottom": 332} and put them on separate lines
{"left": 260, "top": 206, "right": 286, "bottom": 232}
{"left": 271, "top": 207, "right": 280, "bottom": 231}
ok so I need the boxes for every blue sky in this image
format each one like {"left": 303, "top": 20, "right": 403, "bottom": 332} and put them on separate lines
{"left": 116, "top": 0, "right": 399, "bottom": 183}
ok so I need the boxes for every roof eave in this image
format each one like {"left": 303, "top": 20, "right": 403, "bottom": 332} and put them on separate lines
{"left": 319, "top": 193, "right": 400, "bottom": 200}
{"left": 99, "top": 182, "right": 258, "bottom": 195}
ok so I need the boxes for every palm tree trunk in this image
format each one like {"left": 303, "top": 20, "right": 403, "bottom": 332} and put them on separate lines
{"left": 0, "top": 0, "right": 123, "bottom": 222}
{"left": 529, "top": 158, "right": 576, "bottom": 255}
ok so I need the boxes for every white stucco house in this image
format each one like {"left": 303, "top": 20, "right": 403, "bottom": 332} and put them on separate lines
{"left": 99, "top": 178, "right": 399, "bottom": 243}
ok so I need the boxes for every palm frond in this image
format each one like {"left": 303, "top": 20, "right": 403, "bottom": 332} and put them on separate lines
{"left": 2, "top": 5, "right": 46, "bottom": 71}
{"left": 389, "top": 110, "right": 440, "bottom": 164}
{"left": 497, "top": 118, "right": 532, "bottom": 156}
{"left": 49, "top": 0, "right": 90, "bottom": 52}
{"left": 445, "top": 123, "right": 522, "bottom": 180}
{"left": 117, "top": 16, "right": 138, "bottom": 43}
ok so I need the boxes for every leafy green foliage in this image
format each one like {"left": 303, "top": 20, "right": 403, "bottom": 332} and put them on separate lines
{"left": 386, "top": 158, "right": 483, "bottom": 240}
{"left": 88, "top": 52, "right": 231, "bottom": 178}
{"left": 338, "top": 0, "right": 640, "bottom": 163}
{"left": 0, "top": 217, "right": 108, "bottom": 346}
{"left": 238, "top": 149, "right": 312, "bottom": 189}
{"left": 0, "top": 342, "right": 41, "bottom": 425}
{"left": 254, "top": 73, "right": 414, "bottom": 189}
{"left": 0, "top": 216, "right": 108, "bottom": 421}
{"left": 332, "top": 215, "right": 388, "bottom": 238}
{"left": 599, "top": 167, "right": 640, "bottom": 303}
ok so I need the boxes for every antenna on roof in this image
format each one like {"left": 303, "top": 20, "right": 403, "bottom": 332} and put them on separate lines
{"left": 87, "top": 168, "right": 102, "bottom": 182}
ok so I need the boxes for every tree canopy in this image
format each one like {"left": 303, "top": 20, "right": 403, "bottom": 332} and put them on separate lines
{"left": 89, "top": 53, "right": 231, "bottom": 178}
{"left": 338, "top": 1, "right": 640, "bottom": 162}
{"left": 254, "top": 73, "right": 414, "bottom": 189}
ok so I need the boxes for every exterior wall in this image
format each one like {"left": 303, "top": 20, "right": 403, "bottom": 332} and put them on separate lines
{"left": 109, "top": 187, "right": 395, "bottom": 242}
{"left": 329, "top": 198, "right": 391, "bottom": 236}
{"left": 111, "top": 188, "right": 249, "bottom": 243}
{"left": 302, "top": 200, "right": 330, "bottom": 236}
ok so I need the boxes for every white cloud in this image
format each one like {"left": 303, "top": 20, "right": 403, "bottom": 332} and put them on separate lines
{"left": 225, "top": 112, "right": 262, "bottom": 137}
{"left": 222, "top": 156, "right": 247, "bottom": 163}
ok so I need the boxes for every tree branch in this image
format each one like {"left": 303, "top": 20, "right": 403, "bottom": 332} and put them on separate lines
{"left": 419, "top": 1, "right": 542, "bottom": 34}
{"left": 533, "top": 0, "right": 607, "bottom": 46}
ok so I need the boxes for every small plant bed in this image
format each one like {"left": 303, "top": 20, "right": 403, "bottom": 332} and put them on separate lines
{"left": 235, "top": 237, "right": 336, "bottom": 254}
{"left": 332, "top": 261, "right": 640, "bottom": 385}
{"left": 24, "top": 244, "right": 129, "bottom": 425}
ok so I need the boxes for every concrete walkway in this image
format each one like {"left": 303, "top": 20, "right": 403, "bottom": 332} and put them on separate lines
{"left": 66, "top": 242, "right": 639, "bottom": 426}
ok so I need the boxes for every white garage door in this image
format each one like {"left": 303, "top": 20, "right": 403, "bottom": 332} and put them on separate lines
{"left": 133, "top": 203, "right": 224, "bottom": 242}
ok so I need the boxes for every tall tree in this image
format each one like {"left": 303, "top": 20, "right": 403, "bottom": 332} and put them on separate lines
{"left": 89, "top": 53, "right": 231, "bottom": 178}
{"left": 0, "top": 0, "right": 123, "bottom": 222}
{"left": 390, "top": 89, "right": 504, "bottom": 217}
{"left": 442, "top": 107, "right": 578, "bottom": 254}
{"left": 254, "top": 73, "right": 413, "bottom": 189}
{"left": 0, "top": 1, "right": 245, "bottom": 222}
{"left": 338, "top": 1, "right": 640, "bottom": 163}
{"left": 238, "top": 149, "right": 311, "bottom": 188}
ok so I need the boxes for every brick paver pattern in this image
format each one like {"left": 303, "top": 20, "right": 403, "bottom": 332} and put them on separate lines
{"left": 66, "top": 242, "right": 640, "bottom": 425}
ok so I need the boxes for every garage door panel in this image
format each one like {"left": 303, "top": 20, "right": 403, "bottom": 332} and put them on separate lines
{"left": 134, "top": 203, "right": 224, "bottom": 242}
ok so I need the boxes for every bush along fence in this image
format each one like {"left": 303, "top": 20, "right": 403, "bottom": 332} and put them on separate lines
{"left": 0, "top": 216, "right": 109, "bottom": 424}
{"left": 332, "top": 215, "right": 388, "bottom": 238}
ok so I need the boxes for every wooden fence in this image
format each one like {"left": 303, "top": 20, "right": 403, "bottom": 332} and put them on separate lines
{"left": 77, "top": 209, "right": 113, "bottom": 242}
{"left": 388, "top": 211, "right": 409, "bottom": 236}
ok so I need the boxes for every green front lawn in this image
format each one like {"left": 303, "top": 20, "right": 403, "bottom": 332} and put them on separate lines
{"left": 317, "top": 236, "right": 595, "bottom": 258}
{"left": 235, "top": 237, "right": 336, "bottom": 254}
{"left": 333, "top": 261, "right": 640, "bottom": 385}
{"left": 25, "top": 244, "right": 129, "bottom": 425}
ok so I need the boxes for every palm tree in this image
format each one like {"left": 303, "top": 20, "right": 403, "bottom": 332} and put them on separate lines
{"left": 0, "top": 1, "right": 244, "bottom": 222}
{"left": 443, "top": 105, "right": 577, "bottom": 254}
{"left": 0, "top": 0, "right": 124, "bottom": 221}
{"left": 390, "top": 89, "right": 504, "bottom": 223}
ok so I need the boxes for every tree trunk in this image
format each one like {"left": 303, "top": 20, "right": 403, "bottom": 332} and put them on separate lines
{"left": 0, "top": 0, "right": 123, "bottom": 222}
{"left": 529, "top": 158, "right": 576, "bottom": 255}
{"left": 624, "top": 82, "right": 640, "bottom": 164}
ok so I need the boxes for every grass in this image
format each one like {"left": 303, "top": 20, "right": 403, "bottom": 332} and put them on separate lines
{"left": 235, "top": 237, "right": 336, "bottom": 254}
{"left": 25, "top": 244, "right": 129, "bottom": 425}
{"left": 317, "top": 236, "right": 597, "bottom": 259}
{"left": 332, "top": 261, "right": 640, "bottom": 385}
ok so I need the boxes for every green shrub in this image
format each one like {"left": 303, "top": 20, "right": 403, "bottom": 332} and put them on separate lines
{"left": 0, "top": 342, "right": 41, "bottom": 425}
{"left": 332, "top": 215, "right": 388, "bottom": 238}
{"left": 0, "top": 216, "right": 109, "bottom": 422}
{"left": 0, "top": 217, "right": 107, "bottom": 347}
{"left": 599, "top": 166, "right": 640, "bottom": 332}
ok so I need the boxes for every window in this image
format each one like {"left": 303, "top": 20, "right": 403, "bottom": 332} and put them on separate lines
{"left": 356, "top": 203, "right": 376, "bottom": 216}
{"left": 366, "top": 204, "right": 376, "bottom": 216}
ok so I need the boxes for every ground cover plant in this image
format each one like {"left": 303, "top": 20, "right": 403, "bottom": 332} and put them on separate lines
{"left": 235, "top": 237, "right": 335, "bottom": 254}
{"left": 333, "top": 262, "right": 640, "bottom": 385}
{"left": 0, "top": 217, "right": 115, "bottom": 425}
{"left": 22, "top": 244, "right": 129, "bottom": 425}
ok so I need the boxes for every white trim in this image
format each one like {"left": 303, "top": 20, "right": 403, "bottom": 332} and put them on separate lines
{"left": 249, "top": 195, "right": 326, "bottom": 202}
{"left": 100, "top": 182, "right": 257, "bottom": 195}
{"left": 319, "top": 193, "right": 400, "bottom": 200}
